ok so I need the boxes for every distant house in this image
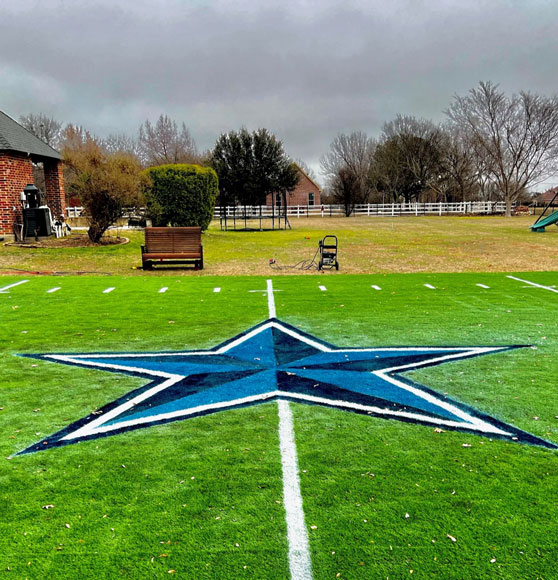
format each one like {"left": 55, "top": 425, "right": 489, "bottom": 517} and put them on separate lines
{"left": 0, "top": 111, "right": 65, "bottom": 237}
{"left": 266, "top": 164, "right": 322, "bottom": 207}
{"left": 536, "top": 187, "right": 558, "bottom": 206}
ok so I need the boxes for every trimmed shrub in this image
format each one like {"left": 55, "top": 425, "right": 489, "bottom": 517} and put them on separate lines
{"left": 143, "top": 164, "right": 218, "bottom": 230}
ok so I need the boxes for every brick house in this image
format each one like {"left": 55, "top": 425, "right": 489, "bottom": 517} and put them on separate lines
{"left": 536, "top": 187, "right": 558, "bottom": 206}
{"left": 266, "top": 164, "right": 322, "bottom": 207}
{"left": 0, "top": 110, "right": 65, "bottom": 238}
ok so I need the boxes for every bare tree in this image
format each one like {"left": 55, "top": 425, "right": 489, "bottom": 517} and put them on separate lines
{"left": 103, "top": 133, "right": 141, "bottom": 158}
{"left": 295, "top": 158, "right": 318, "bottom": 181}
{"left": 437, "top": 125, "right": 481, "bottom": 202}
{"left": 19, "top": 113, "right": 62, "bottom": 149}
{"left": 138, "top": 115, "right": 198, "bottom": 167}
{"left": 320, "top": 132, "right": 375, "bottom": 215}
{"left": 446, "top": 81, "right": 558, "bottom": 216}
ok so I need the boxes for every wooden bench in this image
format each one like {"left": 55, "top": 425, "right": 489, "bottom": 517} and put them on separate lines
{"left": 141, "top": 227, "right": 203, "bottom": 270}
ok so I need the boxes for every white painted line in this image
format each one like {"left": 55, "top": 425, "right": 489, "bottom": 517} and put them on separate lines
{"left": 278, "top": 399, "right": 314, "bottom": 580}
{"left": 371, "top": 285, "right": 382, "bottom": 291}
{"left": 507, "top": 275, "right": 558, "bottom": 294}
{"left": 476, "top": 284, "right": 490, "bottom": 289}
{"left": 213, "top": 287, "right": 221, "bottom": 293}
{"left": 319, "top": 285, "right": 327, "bottom": 292}
{"left": 47, "top": 287, "right": 61, "bottom": 294}
{"left": 0, "top": 279, "right": 30, "bottom": 293}
{"left": 158, "top": 287, "right": 168, "bottom": 293}
{"left": 424, "top": 284, "right": 436, "bottom": 290}
{"left": 267, "top": 279, "right": 276, "bottom": 318}
{"left": 103, "top": 287, "right": 115, "bottom": 294}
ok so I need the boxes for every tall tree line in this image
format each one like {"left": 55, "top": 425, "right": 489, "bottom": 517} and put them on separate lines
{"left": 20, "top": 80, "right": 558, "bottom": 219}
{"left": 321, "top": 82, "right": 558, "bottom": 216}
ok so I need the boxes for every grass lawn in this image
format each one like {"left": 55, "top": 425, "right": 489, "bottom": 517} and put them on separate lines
{"left": 1, "top": 214, "right": 558, "bottom": 276}
{"left": 1, "top": 272, "right": 557, "bottom": 578}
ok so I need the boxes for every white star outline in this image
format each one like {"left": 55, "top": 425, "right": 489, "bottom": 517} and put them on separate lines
{"left": 41, "top": 319, "right": 514, "bottom": 443}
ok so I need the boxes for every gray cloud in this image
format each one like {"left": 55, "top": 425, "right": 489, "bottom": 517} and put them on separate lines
{"left": 2, "top": 0, "right": 558, "bottom": 182}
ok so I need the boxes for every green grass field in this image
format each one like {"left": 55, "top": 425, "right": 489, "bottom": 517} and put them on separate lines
{"left": 1, "top": 271, "right": 557, "bottom": 579}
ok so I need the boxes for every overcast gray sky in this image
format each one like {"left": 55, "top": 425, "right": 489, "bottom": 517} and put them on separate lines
{"left": 2, "top": 0, "right": 558, "bottom": 184}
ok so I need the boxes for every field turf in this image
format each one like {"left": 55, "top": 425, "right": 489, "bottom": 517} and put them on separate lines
{"left": 1, "top": 272, "right": 557, "bottom": 579}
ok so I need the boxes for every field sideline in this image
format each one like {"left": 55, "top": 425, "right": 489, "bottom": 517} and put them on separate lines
{"left": 1, "top": 270, "right": 557, "bottom": 579}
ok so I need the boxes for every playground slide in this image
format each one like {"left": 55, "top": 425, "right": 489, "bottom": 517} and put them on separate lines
{"left": 530, "top": 210, "right": 558, "bottom": 232}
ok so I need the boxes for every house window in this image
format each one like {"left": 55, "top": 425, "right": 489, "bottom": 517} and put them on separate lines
{"left": 275, "top": 193, "right": 282, "bottom": 207}
{"left": 308, "top": 192, "right": 315, "bottom": 206}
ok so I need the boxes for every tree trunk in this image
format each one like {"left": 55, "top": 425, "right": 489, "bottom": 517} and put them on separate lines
{"left": 505, "top": 197, "right": 512, "bottom": 217}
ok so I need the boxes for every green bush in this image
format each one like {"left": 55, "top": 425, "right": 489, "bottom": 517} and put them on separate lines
{"left": 143, "top": 164, "right": 218, "bottom": 230}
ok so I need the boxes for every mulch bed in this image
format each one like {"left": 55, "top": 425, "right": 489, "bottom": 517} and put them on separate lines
{"left": 4, "top": 234, "right": 129, "bottom": 248}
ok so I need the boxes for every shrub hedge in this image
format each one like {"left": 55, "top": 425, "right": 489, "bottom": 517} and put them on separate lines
{"left": 143, "top": 164, "right": 218, "bottom": 230}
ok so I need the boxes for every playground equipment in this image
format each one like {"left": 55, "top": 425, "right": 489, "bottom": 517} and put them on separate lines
{"left": 531, "top": 190, "right": 558, "bottom": 232}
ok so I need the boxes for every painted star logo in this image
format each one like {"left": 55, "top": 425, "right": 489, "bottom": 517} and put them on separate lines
{"left": 19, "top": 319, "right": 556, "bottom": 454}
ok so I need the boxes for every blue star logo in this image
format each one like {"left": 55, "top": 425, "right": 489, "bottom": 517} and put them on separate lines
{"left": 19, "top": 319, "right": 556, "bottom": 454}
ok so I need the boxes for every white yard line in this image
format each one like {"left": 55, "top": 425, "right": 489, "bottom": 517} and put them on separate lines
{"left": 318, "top": 285, "right": 327, "bottom": 292}
{"left": 158, "top": 287, "right": 168, "bottom": 293}
{"left": 476, "top": 284, "right": 490, "bottom": 289}
{"left": 103, "top": 287, "right": 115, "bottom": 294}
{"left": 371, "top": 285, "right": 382, "bottom": 291}
{"left": 268, "top": 279, "right": 313, "bottom": 579}
{"left": 0, "top": 279, "right": 29, "bottom": 293}
{"left": 278, "top": 399, "right": 314, "bottom": 580}
{"left": 424, "top": 284, "right": 436, "bottom": 290}
{"left": 213, "top": 287, "right": 221, "bottom": 293}
{"left": 266, "top": 279, "right": 276, "bottom": 318}
{"left": 46, "top": 287, "right": 61, "bottom": 294}
{"left": 507, "top": 275, "right": 558, "bottom": 294}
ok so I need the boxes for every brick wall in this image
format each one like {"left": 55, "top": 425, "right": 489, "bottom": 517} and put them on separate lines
{"left": 43, "top": 159, "right": 66, "bottom": 218}
{"left": 266, "top": 168, "right": 321, "bottom": 207}
{"left": 0, "top": 153, "right": 66, "bottom": 236}
{"left": 0, "top": 152, "right": 34, "bottom": 236}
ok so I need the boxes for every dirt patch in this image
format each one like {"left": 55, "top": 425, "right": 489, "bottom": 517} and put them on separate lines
{"left": 4, "top": 234, "right": 129, "bottom": 248}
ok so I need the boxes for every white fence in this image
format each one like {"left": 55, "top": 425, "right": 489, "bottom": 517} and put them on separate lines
{"left": 215, "top": 201, "right": 508, "bottom": 218}
{"left": 65, "top": 201, "right": 508, "bottom": 220}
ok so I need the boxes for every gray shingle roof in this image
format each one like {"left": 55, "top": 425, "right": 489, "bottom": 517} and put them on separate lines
{"left": 0, "top": 110, "right": 61, "bottom": 160}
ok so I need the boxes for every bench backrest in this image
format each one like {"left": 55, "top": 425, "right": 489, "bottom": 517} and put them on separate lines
{"left": 144, "top": 227, "right": 202, "bottom": 253}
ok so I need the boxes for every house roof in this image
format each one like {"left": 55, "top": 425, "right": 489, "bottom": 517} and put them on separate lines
{"left": 539, "top": 187, "right": 558, "bottom": 202}
{"left": 0, "top": 110, "right": 61, "bottom": 160}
